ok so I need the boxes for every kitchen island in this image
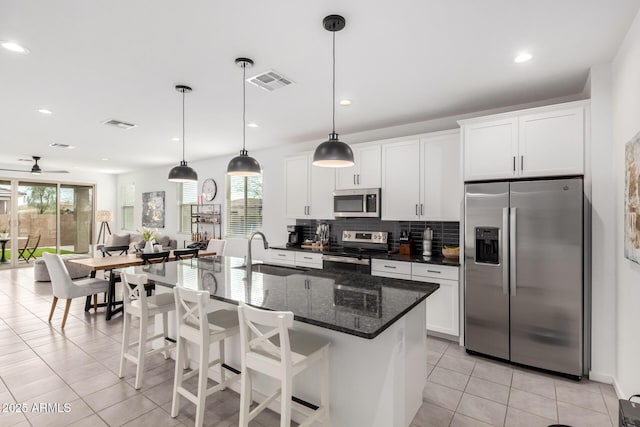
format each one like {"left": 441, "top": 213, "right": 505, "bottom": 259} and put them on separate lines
{"left": 130, "top": 256, "right": 439, "bottom": 427}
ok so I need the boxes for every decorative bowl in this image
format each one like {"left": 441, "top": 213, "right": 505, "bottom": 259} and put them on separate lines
{"left": 442, "top": 246, "right": 460, "bottom": 259}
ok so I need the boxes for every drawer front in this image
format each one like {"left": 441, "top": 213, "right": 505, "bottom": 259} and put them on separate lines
{"left": 269, "top": 250, "right": 295, "bottom": 266}
{"left": 294, "top": 252, "right": 323, "bottom": 269}
{"left": 371, "top": 270, "right": 412, "bottom": 280}
{"left": 412, "top": 263, "right": 458, "bottom": 281}
{"left": 371, "top": 259, "right": 412, "bottom": 276}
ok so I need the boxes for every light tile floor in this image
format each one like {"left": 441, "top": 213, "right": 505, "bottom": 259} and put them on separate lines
{"left": 0, "top": 267, "right": 620, "bottom": 426}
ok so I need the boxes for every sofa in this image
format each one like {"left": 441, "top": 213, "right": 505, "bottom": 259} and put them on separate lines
{"left": 100, "top": 232, "right": 177, "bottom": 253}
{"left": 34, "top": 253, "right": 92, "bottom": 282}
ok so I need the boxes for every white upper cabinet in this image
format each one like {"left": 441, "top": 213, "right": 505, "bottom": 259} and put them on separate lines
{"left": 285, "top": 153, "right": 335, "bottom": 220}
{"left": 335, "top": 143, "right": 381, "bottom": 190}
{"left": 381, "top": 131, "right": 461, "bottom": 221}
{"left": 381, "top": 139, "right": 421, "bottom": 220}
{"left": 462, "top": 118, "right": 518, "bottom": 181}
{"left": 460, "top": 101, "right": 587, "bottom": 181}
{"left": 518, "top": 107, "right": 584, "bottom": 177}
{"left": 420, "top": 131, "right": 461, "bottom": 221}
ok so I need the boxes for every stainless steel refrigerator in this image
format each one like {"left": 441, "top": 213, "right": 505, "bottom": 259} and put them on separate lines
{"left": 464, "top": 178, "right": 583, "bottom": 377}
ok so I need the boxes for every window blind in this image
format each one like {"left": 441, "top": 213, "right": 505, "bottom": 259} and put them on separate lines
{"left": 226, "top": 175, "right": 263, "bottom": 237}
{"left": 179, "top": 182, "right": 198, "bottom": 233}
{"left": 121, "top": 184, "right": 135, "bottom": 230}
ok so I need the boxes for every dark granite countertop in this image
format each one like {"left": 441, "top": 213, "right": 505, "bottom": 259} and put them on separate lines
{"left": 269, "top": 245, "right": 460, "bottom": 267}
{"left": 130, "top": 256, "right": 439, "bottom": 339}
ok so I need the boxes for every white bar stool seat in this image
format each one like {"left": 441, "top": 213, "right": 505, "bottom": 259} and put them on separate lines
{"left": 118, "top": 272, "right": 175, "bottom": 389}
{"left": 238, "top": 301, "right": 331, "bottom": 427}
{"left": 171, "top": 287, "right": 240, "bottom": 427}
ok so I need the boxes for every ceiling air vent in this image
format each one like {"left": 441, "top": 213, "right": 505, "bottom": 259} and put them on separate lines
{"left": 247, "top": 70, "right": 293, "bottom": 91}
{"left": 103, "top": 119, "right": 137, "bottom": 130}
{"left": 49, "top": 143, "right": 76, "bottom": 149}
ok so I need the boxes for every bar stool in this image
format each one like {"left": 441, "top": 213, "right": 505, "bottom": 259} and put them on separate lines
{"left": 118, "top": 272, "right": 175, "bottom": 389}
{"left": 171, "top": 287, "right": 241, "bottom": 427}
{"left": 237, "top": 301, "right": 331, "bottom": 427}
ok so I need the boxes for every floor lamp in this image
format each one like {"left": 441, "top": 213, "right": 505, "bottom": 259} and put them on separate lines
{"left": 96, "top": 210, "right": 112, "bottom": 245}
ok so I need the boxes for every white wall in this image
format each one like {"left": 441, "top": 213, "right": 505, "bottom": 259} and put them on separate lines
{"left": 611, "top": 8, "right": 640, "bottom": 398}
{"left": 588, "top": 63, "right": 616, "bottom": 383}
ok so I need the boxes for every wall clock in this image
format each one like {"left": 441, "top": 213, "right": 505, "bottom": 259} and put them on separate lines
{"left": 202, "top": 178, "right": 217, "bottom": 202}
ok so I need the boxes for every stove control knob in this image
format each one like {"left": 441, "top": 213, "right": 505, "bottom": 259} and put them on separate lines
{"left": 373, "top": 235, "right": 378, "bottom": 239}
{"left": 346, "top": 233, "right": 351, "bottom": 238}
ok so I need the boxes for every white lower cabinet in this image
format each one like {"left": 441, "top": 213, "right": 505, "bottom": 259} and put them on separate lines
{"left": 371, "top": 259, "right": 412, "bottom": 279}
{"left": 269, "top": 249, "right": 295, "bottom": 266}
{"left": 294, "top": 251, "right": 323, "bottom": 269}
{"left": 412, "top": 264, "right": 459, "bottom": 337}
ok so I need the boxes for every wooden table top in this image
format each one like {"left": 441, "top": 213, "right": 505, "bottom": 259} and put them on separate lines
{"left": 68, "top": 250, "right": 217, "bottom": 271}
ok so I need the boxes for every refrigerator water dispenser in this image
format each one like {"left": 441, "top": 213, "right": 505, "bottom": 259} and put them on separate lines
{"left": 475, "top": 227, "right": 499, "bottom": 264}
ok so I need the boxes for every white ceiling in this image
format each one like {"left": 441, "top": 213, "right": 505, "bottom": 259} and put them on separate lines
{"left": 0, "top": 0, "right": 638, "bottom": 175}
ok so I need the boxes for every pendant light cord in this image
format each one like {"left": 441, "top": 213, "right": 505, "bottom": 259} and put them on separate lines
{"left": 332, "top": 30, "right": 336, "bottom": 133}
{"left": 182, "top": 89, "right": 186, "bottom": 162}
{"left": 242, "top": 62, "right": 247, "bottom": 152}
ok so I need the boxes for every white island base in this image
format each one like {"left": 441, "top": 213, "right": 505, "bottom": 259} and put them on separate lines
{"left": 156, "top": 292, "right": 427, "bottom": 427}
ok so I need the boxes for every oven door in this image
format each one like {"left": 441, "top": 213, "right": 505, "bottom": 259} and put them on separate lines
{"left": 322, "top": 255, "right": 371, "bottom": 274}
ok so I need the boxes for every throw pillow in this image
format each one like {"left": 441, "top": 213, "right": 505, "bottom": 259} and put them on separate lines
{"left": 110, "top": 233, "right": 130, "bottom": 246}
{"left": 156, "top": 235, "right": 170, "bottom": 248}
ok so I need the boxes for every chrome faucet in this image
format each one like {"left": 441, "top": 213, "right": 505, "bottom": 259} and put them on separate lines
{"left": 246, "top": 231, "right": 269, "bottom": 269}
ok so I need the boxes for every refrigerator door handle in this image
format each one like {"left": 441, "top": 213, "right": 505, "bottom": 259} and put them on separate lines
{"left": 510, "top": 207, "right": 517, "bottom": 296}
{"left": 502, "top": 207, "right": 509, "bottom": 295}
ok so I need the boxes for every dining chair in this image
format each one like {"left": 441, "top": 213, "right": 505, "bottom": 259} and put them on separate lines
{"left": 43, "top": 252, "right": 109, "bottom": 329}
{"left": 205, "top": 239, "right": 226, "bottom": 256}
{"left": 140, "top": 251, "right": 170, "bottom": 264}
{"left": 18, "top": 233, "right": 40, "bottom": 263}
{"left": 99, "top": 244, "right": 129, "bottom": 282}
{"left": 237, "top": 301, "right": 331, "bottom": 427}
{"left": 171, "top": 287, "right": 240, "bottom": 427}
{"left": 173, "top": 248, "right": 199, "bottom": 260}
{"left": 119, "top": 272, "right": 175, "bottom": 389}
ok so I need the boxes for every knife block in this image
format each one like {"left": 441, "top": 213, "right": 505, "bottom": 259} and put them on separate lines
{"left": 399, "top": 240, "right": 412, "bottom": 255}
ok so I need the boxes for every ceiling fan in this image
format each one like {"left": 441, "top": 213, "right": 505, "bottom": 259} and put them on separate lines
{"left": 0, "top": 156, "right": 69, "bottom": 175}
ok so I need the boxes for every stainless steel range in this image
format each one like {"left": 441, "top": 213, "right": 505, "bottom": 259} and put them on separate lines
{"left": 322, "top": 230, "right": 389, "bottom": 274}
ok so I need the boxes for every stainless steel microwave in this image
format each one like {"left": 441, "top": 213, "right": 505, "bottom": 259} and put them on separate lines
{"left": 333, "top": 188, "right": 380, "bottom": 218}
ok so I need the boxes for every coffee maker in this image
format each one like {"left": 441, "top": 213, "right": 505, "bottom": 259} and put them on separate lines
{"left": 286, "top": 225, "right": 303, "bottom": 247}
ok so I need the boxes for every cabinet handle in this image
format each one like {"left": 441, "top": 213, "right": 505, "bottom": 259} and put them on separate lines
{"left": 426, "top": 269, "right": 441, "bottom": 274}
{"left": 277, "top": 254, "right": 286, "bottom": 257}
{"left": 520, "top": 155, "right": 524, "bottom": 171}
{"left": 354, "top": 174, "right": 356, "bottom": 185}
{"left": 415, "top": 204, "right": 418, "bottom": 215}
{"left": 420, "top": 204, "right": 424, "bottom": 215}
{"left": 357, "top": 174, "right": 360, "bottom": 185}
{"left": 303, "top": 256, "right": 312, "bottom": 260}
{"left": 384, "top": 265, "right": 397, "bottom": 269}
{"left": 307, "top": 206, "right": 311, "bottom": 215}
{"left": 513, "top": 156, "right": 516, "bottom": 172}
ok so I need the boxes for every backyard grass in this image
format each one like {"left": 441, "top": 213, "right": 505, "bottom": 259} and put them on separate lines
{"left": 2, "top": 247, "right": 74, "bottom": 260}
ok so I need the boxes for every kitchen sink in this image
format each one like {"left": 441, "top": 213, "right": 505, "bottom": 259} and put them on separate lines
{"left": 233, "top": 263, "right": 309, "bottom": 277}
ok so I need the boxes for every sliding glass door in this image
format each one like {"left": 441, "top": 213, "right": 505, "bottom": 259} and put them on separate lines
{"left": 0, "top": 181, "right": 11, "bottom": 269}
{"left": 60, "top": 184, "right": 93, "bottom": 254}
{"left": 17, "top": 182, "right": 58, "bottom": 262}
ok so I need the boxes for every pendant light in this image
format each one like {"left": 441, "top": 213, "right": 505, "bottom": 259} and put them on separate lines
{"left": 227, "top": 58, "right": 261, "bottom": 176}
{"left": 312, "top": 14, "right": 354, "bottom": 168}
{"left": 168, "top": 85, "right": 198, "bottom": 182}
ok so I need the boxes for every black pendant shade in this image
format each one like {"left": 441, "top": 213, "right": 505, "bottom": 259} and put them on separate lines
{"left": 168, "top": 85, "right": 198, "bottom": 183}
{"left": 313, "top": 14, "right": 354, "bottom": 168}
{"left": 227, "top": 57, "right": 262, "bottom": 176}
{"left": 312, "top": 132, "right": 354, "bottom": 167}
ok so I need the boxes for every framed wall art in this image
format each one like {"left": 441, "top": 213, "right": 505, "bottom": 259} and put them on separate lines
{"left": 142, "top": 191, "right": 165, "bottom": 228}
{"left": 624, "top": 130, "right": 640, "bottom": 264}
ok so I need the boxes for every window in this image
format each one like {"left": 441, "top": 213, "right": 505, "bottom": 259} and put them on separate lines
{"left": 178, "top": 181, "right": 198, "bottom": 233}
{"left": 226, "top": 175, "right": 263, "bottom": 237}
{"left": 121, "top": 184, "right": 135, "bottom": 230}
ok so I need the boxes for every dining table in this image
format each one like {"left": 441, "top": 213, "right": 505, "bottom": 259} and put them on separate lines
{"left": 68, "top": 250, "right": 217, "bottom": 320}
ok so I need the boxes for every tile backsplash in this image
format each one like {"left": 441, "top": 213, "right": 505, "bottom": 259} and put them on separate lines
{"left": 295, "top": 218, "right": 460, "bottom": 255}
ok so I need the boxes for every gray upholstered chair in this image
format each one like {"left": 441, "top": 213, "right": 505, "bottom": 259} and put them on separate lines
{"left": 43, "top": 252, "right": 109, "bottom": 328}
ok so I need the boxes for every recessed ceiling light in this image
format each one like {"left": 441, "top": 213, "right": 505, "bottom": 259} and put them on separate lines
{"left": 247, "top": 122, "right": 259, "bottom": 128}
{"left": 514, "top": 52, "right": 533, "bottom": 63}
{"left": 171, "top": 137, "right": 181, "bottom": 141}
{"left": 101, "top": 158, "right": 109, "bottom": 161}
{"left": 37, "top": 109, "right": 53, "bottom": 115}
{"left": 339, "top": 99, "right": 352, "bottom": 106}
{"left": 1, "top": 41, "right": 29, "bottom": 54}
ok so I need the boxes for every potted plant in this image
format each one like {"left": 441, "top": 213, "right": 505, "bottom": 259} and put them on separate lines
{"left": 139, "top": 227, "right": 159, "bottom": 253}
{"left": 0, "top": 228, "right": 8, "bottom": 239}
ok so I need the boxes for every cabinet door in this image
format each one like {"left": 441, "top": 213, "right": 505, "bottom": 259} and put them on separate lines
{"left": 309, "top": 158, "right": 336, "bottom": 219}
{"left": 381, "top": 139, "right": 421, "bottom": 220}
{"left": 335, "top": 150, "right": 358, "bottom": 190}
{"left": 518, "top": 107, "right": 584, "bottom": 177}
{"left": 463, "top": 118, "right": 518, "bottom": 181}
{"left": 284, "top": 156, "right": 309, "bottom": 219}
{"left": 413, "top": 275, "right": 459, "bottom": 336}
{"left": 421, "top": 132, "right": 461, "bottom": 221}
{"left": 357, "top": 144, "right": 382, "bottom": 188}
